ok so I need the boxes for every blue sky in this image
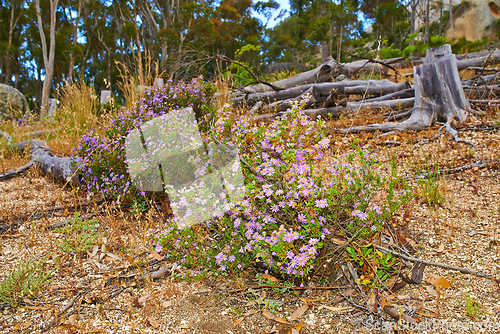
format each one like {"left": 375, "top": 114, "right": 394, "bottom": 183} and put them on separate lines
{"left": 253, "top": 0, "right": 291, "bottom": 28}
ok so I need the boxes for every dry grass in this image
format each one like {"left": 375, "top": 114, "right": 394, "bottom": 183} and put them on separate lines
{"left": 116, "top": 53, "right": 164, "bottom": 111}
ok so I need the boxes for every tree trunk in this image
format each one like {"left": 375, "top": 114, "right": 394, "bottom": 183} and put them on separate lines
{"left": 439, "top": 0, "right": 443, "bottom": 36}
{"left": 425, "top": 0, "right": 430, "bottom": 44}
{"left": 68, "top": 0, "right": 83, "bottom": 83}
{"left": 449, "top": 0, "right": 453, "bottom": 27}
{"left": 35, "top": 0, "right": 59, "bottom": 116}
{"left": 339, "top": 45, "right": 474, "bottom": 144}
{"left": 337, "top": 25, "right": 343, "bottom": 63}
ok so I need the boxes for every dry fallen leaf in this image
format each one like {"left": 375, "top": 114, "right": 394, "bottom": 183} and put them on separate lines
{"left": 106, "top": 252, "right": 121, "bottom": 261}
{"left": 91, "top": 245, "right": 99, "bottom": 258}
{"left": 428, "top": 274, "right": 451, "bottom": 289}
{"left": 150, "top": 249, "right": 164, "bottom": 261}
{"left": 319, "top": 305, "right": 354, "bottom": 313}
{"left": 132, "top": 296, "right": 143, "bottom": 308}
{"left": 367, "top": 291, "right": 378, "bottom": 313}
{"left": 245, "top": 310, "right": 260, "bottom": 316}
{"left": 68, "top": 314, "right": 77, "bottom": 325}
{"left": 288, "top": 303, "right": 309, "bottom": 321}
{"left": 261, "top": 273, "right": 280, "bottom": 282}
{"left": 135, "top": 294, "right": 150, "bottom": 307}
{"left": 148, "top": 318, "right": 160, "bottom": 328}
{"left": 418, "top": 306, "right": 440, "bottom": 318}
{"left": 331, "top": 288, "right": 355, "bottom": 305}
{"left": 162, "top": 300, "right": 172, "bottom": 308}
{"left": 425, "top": 285, "right": 440, "bottom": 298}
{"left": 435, "top": 242, "right": 445, "bottom": 254}
{"left": 233, "top": 317, "right": 244, "bottom": 328}
{"left": 262, "top": 309, "right": 289, "bottom": 324}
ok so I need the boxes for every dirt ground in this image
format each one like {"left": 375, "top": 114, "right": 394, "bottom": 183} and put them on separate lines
{"left": 1, "top": 104, "right": 500, "bottom": 333}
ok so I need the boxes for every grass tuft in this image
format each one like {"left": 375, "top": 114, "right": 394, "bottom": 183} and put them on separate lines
{"left": 0, "top": 257, "right": 54, "bottom": 308}
{"left": 55, "top": 213, "right": 101, "bottom": 253}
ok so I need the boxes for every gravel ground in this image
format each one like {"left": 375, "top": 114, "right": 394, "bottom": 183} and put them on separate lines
{"left": 1, "top": 108, "right": 500, "bottom": 334}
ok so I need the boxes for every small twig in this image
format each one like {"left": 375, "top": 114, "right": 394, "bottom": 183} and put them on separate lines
{"left": 375, "top": 245, "right": 494, "bottom": 279}
{"left": 41, "top": 291, "right": 83, "bottom": 332}
{"left": 216, "top": 55, "right": 283, "bottom": 92}
{"left": 228, "top": 284, "right": 351, "bottom": 294}
{"left": 50, "top": 213, "right": 96, "bottom": 230}
{"left": 347, "top": 52, "right": 404, "bottom": 80}
{"left": 416, "top": 159, "right": 500, "bottom": 179}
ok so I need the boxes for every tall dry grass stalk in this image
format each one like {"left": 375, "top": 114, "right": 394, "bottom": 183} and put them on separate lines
{"left": 116, "top": 53, "right": 163, "bottom": 111}
{"left": 213, "top": 73, "right": 233, "bottom": 112}
{"left": 54, "top": 80, "right": 101, "bottom": 142}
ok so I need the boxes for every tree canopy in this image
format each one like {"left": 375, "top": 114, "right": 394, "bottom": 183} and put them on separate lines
{"left": 0, "top": 0, "right": 454, "bottom": 111}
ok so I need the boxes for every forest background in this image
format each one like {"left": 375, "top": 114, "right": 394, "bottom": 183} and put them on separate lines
{"left": 0, "top": 0, "right": 494, "bottom": 113}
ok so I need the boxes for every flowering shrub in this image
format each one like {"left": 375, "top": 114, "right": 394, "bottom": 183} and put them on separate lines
{"left": 74, "top": 76, "right": 207, "bottom": 203}
{"left": 150, "top": 99, "right": 415, "bottom": 283}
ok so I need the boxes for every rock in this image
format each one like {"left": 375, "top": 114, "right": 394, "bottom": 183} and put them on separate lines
{"left": 0, "top": 84, "right": 30, "bottom": 121}
{"left": 445, "top": 0, "right": 500, "bottom": 42}
{"left": 264, "top": 62, "right": 308, "bottom": 75}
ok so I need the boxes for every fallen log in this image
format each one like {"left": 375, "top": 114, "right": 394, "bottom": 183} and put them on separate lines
{"left": 361, "top": 88, "right": 415, "bottom": 103}
{"left": 468, "top": 99, "right": 500, "bottom": 104}
{"left": 344, "top": 81, "right": 410, "bottom": 96}
{"left": 463, "top": 85, "right": 500, "bottom": 95}
{"left": 241, "top": 55, "right": 402, "bottom": 95}
{"left": 234, "top": 79, "right": 405, "bottom": 107}
{"left": 0, "top": 130, "right": 81, "bottom": 186}
{"left": 467, "top": 67, "right": 500, "bottom": 72}
{"left": 346, "top": 97, "right": 415, "bottom": 111}
{"left": 456, "top": 51, "right": 500, "bottom": 71}
{"left": 253, "top": 106, "right": 344, "bottom": 122}
{"left": 241, "top": 57, "right": 344, "bottom": 94}
{"left": 462, "top": 72, "right": 500, "bottom": 86}
{"left": 259, "top": 86, "right": 320, "bottom": 114}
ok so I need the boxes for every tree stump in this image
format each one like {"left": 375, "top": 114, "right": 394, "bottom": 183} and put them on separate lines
{"left": 339, "top": 44, "right": 475, "bottom": 145}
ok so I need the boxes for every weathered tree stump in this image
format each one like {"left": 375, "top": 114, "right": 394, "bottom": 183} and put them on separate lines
{"left": 339, "top": 45, "right": 475, "bottom": 145}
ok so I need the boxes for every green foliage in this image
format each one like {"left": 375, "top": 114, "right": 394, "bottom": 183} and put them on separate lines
{"left": 229, "top": 44, "right": 262, "bottom": 87}
{"left": 379, "top": 34, "right": 448, "bottom": 60}
{"left": 461, "top": 278, "right": 482, "bottom": 318}
{"left": 55, "top": 213, "right": 101, "bottom": 253}
{"left": 0, "top": 257, "right": 54, "bottom": 308}
{"left": 130, "top": 197, "right": 148, "bottom": 216}
{"left": 346, "top": 243, "right": 397, "bottom": 287}
{"left": 464, "top": 292, "right": 482, "bottom": 318}
{"left": 418, "top": 172, "right": 446, "bottom": 208}
{"left": 451, "top": 37, "right": 490, "bottom": 54}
